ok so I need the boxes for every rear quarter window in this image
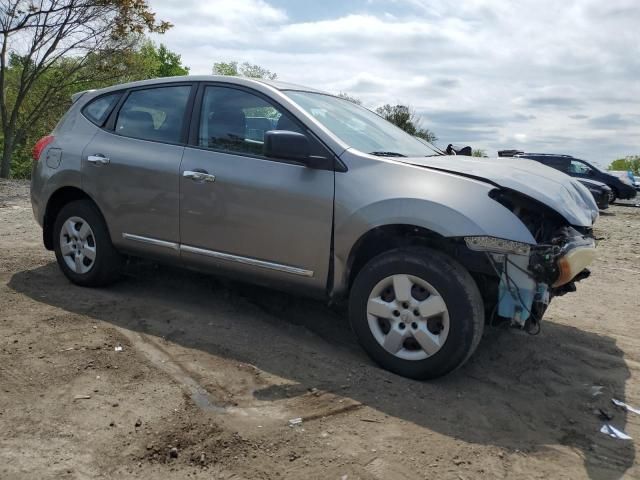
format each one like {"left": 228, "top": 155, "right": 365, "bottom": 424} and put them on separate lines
{"left": 82, "top": 92, "right": 122, "bottom": 126}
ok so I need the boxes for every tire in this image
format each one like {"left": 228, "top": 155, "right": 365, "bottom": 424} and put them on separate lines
{"left": 609, "top": 188, "right": 617, "bottom": 204}
{"left": 349, "top": 247, "right": 484, "bottom": 380}
{"left": 53, "top": 199, "right": 122, "bottom": 287}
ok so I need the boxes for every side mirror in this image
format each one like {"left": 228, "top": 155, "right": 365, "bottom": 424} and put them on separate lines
{"left": 264, "top": 130, "right": 310, "bottom": 162}
{"left": 264, "top": 130, "right": 332, "bottom": 169}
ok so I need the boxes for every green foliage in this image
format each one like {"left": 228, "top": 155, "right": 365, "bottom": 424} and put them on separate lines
{"left": 1, "top": 38, "right": 187, "bottom": 178}
{"left": 337, "top": 92, "right": 362, "bottom": 105}
{"left": 375, "top": 104, "right": 437, "bottom": 143}
{"left": 139, "top": 42, "right": 189, "bottom": 78}
{"left": 608, "top": 156, "right": 640, "bottom": 175}
{"left": 472, "top": 149, "right": 487, "bottom": 157}
{"left": 212, "top": 61, "right": 277, "bottom": 80}
{"left": 0, "top": 0, "right": 172, "bottom": 177}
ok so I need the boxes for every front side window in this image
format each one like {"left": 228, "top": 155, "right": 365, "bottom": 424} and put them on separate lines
{"left": 83, "top": 92, "right": 121, "bottom": 126}
{"left": 198, "top": 86, "right": 303, "bottom": 155}
{"left": 569, "top": 160, "right": 591, "bottom": 174}
{"left": 115, "top": 86, "right": 191, "bottom": 143}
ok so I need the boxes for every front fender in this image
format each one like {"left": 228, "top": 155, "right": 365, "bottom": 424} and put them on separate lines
{"left": 332, "top": 152, "right": 536, "bottom": 294}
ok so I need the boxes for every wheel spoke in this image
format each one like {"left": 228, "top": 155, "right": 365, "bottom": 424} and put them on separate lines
{"left": 418, "top": 295, "right": 447, "bottom": 318}
{"left": 64, "top": 219, "right": 76, "bottom": 238}
{"left": 60, "top": 243, "right": 74, "bottom": 256}
{"left": 412, "top": 325, "right": 443, "bottom": 355}
{"left": 74, "top": 253, "right": 83, "bottom": 272}
{"left": 392, "top": 274, "right": 413, "bottom": 302}
{"left": 82, "top": 245, "right": 96, "bottom": 261}
{"left": 382, "top": 327, "right": 405, "bottom": 354}
{"left": 367, "top": 297, "right": 395, "bottom": 319}
{"left": 78, "top": 222, "right": 91, "bottom": 241}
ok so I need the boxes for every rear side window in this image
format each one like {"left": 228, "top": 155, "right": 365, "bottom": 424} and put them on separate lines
{"left": 82, "top": 92, "right": 121, "bottom": 126}
{"left": 115, "top": 86, "right": 191, "bottom": 143}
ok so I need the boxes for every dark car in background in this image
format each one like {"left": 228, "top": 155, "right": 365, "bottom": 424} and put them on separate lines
{"left": 498, "top": 151, "right": 637, "bottom": 203}
{"left": 576, "top": 178, "right": 611, "bottom": 210}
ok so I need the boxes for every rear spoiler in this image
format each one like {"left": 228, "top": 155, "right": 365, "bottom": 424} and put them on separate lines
{"left": 71, "top": 90, "right": 95, "bottom": 104}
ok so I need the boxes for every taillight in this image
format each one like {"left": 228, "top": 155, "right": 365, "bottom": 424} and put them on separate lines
{"left": 32, "top": 135, "right": 55, "bottom": 161}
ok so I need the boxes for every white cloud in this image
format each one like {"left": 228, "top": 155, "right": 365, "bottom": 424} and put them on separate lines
{"left": 149, "top": 0, "right": 640, "bottom": 165}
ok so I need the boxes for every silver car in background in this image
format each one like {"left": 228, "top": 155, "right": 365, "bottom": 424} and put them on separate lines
{"left": 30, "top": 76, "right": 598, "bottom": 379}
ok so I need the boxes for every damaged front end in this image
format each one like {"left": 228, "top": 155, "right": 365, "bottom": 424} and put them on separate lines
{"left": 467, "top": 189, "right": 596, "bottom": 331}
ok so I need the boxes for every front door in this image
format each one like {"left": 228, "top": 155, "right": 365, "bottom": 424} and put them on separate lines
{"left": 82, "top": 84, "right": 192, "bottom": 258}
{"left": 179, "top": 84, "right": 334, "bottom": 291}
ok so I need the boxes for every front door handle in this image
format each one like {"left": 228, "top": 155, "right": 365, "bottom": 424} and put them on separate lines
{"left": 183, "top": 170, "right": 215, "bottom": 183}
{"left": 87, "top": 155, "right": 110, "bottom": 165}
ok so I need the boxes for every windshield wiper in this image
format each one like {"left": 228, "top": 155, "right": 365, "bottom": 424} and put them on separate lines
{"left": 370, "top": 151, "right": 407, "bottom": 157}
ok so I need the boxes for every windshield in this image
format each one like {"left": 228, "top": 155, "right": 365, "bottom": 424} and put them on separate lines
{"left": 284, "top": 91, "right": 442, "bottom": 157}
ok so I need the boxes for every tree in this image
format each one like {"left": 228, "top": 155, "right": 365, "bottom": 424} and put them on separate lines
{"left": 0, "top": 1, "right": 171, "bottom": 178}
{"left": 139, "top": 41, "right": 189, "bottom": 78}
{"left": 375, "top": 104, "right": 437, "bottom": 143}
{"left": 472, "top": 149, "right": 487, "bottom": 157}
{"left": 337, "top": 92, "right": 362, "bottom": 105}
{"left": 212, "top": 61, "right": 277, "bottom": 80}
{"left": 2, "top": 40, "right": 186, "bottom": 179}
{"left": 608, "top": 156, "right": 640, "bottom": 175}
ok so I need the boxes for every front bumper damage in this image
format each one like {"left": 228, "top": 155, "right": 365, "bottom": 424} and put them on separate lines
{"left": 466, "top": 227, "right": 596, "bottom": 330}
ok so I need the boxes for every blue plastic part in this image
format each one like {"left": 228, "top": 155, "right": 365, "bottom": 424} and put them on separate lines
{"left": 498, "top": 276, "right": 535, "bottom": 322}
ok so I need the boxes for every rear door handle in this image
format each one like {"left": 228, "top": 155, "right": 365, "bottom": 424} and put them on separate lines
{"left": 87, "top": 155, "right": 110, "bottom": 165}
{"left": 183, "top": 170, "right": 215, "bottom": 183}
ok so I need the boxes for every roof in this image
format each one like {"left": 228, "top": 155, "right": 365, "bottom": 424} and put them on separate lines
{"left": 74, "top": 75, "right": 328, "bottom": 100}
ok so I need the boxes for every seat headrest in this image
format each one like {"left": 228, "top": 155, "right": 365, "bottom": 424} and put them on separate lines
{"left": 275, "top": 114, "right": 299, "bottom": 132}
{"left": 118, "top": 110, "right": 156, "bottom": 138}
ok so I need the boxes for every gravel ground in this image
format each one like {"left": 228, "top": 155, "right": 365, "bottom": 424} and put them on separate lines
{"left": 1, "top": 178, "right": 639, "bottom": 479}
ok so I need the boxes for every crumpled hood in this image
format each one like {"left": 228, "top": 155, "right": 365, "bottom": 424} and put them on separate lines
{"left": 399, "top": 155, "right": 598, "bottom": 227}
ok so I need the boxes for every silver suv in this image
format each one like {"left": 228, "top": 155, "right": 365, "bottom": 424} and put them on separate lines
{"left": 30, "top": 76, "right": 598, "bottom": 379}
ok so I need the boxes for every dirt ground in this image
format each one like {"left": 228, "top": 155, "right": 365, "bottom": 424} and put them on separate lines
{"left": 1, "top": 178, "right": 639, "bottom": 480}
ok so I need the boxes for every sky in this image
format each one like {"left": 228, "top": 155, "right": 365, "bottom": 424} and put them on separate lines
{"left": 149, "top": 0, "right": 640, "bottom": 167}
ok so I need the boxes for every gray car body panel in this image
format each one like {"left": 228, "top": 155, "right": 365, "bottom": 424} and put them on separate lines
{"left": 31, "top": 75, "right": 596, "bottom": 299}
{"left": 394, "top": 155, "right": 598, "bottom": 227}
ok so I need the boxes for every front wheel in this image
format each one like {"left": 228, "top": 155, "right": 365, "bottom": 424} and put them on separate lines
{"left": 349, "top": 247, "right": 484, "bottom": 379}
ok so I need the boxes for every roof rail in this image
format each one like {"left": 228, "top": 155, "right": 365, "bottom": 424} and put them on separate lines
{"left": 514, "top": 152, "right": 574, "bottom": 158}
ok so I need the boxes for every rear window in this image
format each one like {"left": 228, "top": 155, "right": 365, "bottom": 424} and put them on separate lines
{"left": 82, "top": 92, "right": 122, "bottom": 126}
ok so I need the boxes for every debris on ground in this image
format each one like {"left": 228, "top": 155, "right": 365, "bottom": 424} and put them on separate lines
{"left": 115, "top": 345, "right": 123, "bottom": 352}
{"left": 612, "top": 398, "right": 640, "bottom": 415}
{"left": 596, "top": 408, "right": 613, "bottom": 421}
{"left": 590, "top": 385, "right": 604, "bottom": 397}
{"left": 169, "top": 447, "right": 179, "bottom": 459}
{"left": 600, "top": 424, "right": 632, "bottom": 440}
{"left": 73, "top": 395, "right": 91, "bottom": 401}
{"left": 289, "top": 417, "right": 303, "bottom": 427}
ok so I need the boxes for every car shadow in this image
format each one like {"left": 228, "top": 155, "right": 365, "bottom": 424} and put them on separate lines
{"left": 9, "top": 262, "right": 635, "bottom": 479}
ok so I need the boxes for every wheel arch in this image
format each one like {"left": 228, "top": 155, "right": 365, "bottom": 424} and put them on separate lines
{"left": 335, "top": 223, "right": 499, "bottom": 307}
{"left": 344, "top": 224, "right": 447, "bottom": 291}
{"left": 43, "top": 187, "right": 107, "bottom": 250}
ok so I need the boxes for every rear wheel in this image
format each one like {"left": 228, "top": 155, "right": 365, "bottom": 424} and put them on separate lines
{"left": 608, "top": 188, "right": 617, "bottom": 204}
{"left": 349, "top": 247, "right": 484, "bottom": 379}
{"left": 53, "top": 200, "right": 122, "bottom": 287}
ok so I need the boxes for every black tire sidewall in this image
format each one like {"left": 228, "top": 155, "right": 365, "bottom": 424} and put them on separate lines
{"left": 349, "top": 247, "right": 483, "bottom": 380}
{"left": 53, "top": 200, "right": 120, "bottom": 287}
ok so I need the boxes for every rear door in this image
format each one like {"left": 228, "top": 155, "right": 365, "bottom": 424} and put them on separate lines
{"left": 82, "top": 84, "right": 193, "bottom": 258}
{"left": 178, "top": 84, "right": 335, "bottom": 292}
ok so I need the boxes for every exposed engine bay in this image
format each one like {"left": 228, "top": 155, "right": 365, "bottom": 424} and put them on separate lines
{"left": 461, "top": 188, "right": 596, "bottom": 333}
